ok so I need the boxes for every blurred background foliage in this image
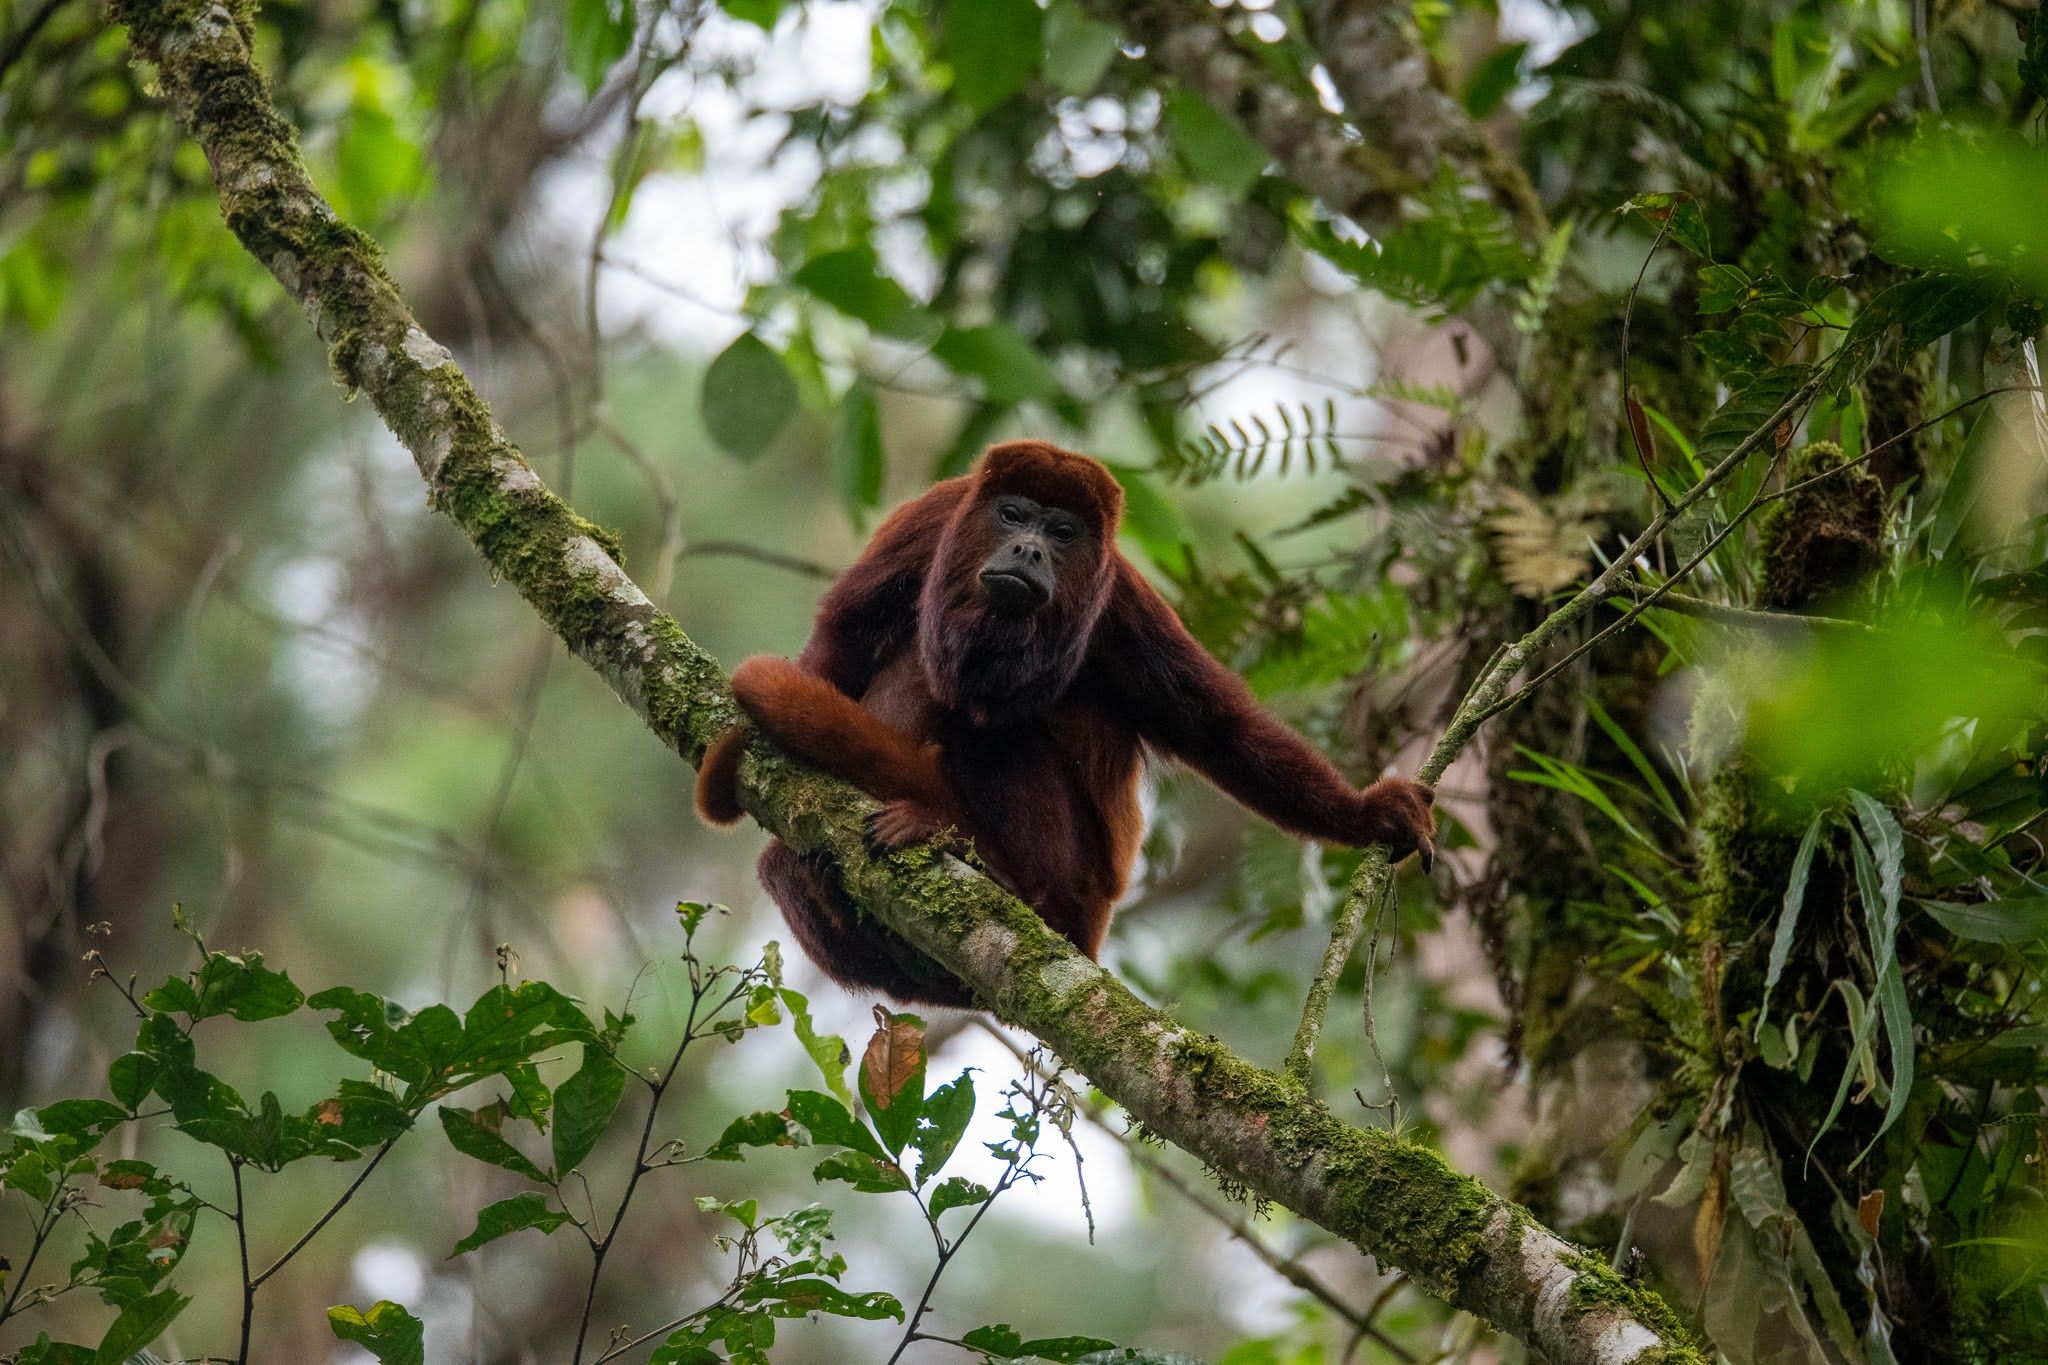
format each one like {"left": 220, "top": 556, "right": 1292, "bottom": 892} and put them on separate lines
{"left": 3, "top": 0, "right": 2048, "bottom": 1360}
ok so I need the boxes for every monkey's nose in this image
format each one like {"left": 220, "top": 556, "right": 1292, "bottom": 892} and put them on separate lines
{"left": 1011, "top": 543, "right": 1044, "bottom": 564}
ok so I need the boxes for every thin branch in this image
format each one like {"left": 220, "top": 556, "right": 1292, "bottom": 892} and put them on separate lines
{"left": 0, "top": 0, "right": 69, "bottom": 83}
{"left": 1621, "top": 216, "right": 1677, "bottom": 513}
{"left": 1637, "top": 590, "right": 1873, "bottom": 636}
{"left": 985, "top": 1021, "right": 1418, "bottom": 1362}
{"left": 231, "top": 1158, "right": 253, "bottom": 1365}
{"left": 1284, "top": 365, "right": 1825, "bottom": 1087}
{"left": 250, "top": 1136, "right": 401, "bottom": 1289}
{"left": 673, "top": 539, "right": 838, "bottom": 580}
{"left": 570, "top": 967, "right": 734, "bottom": 1364}
{"left": 0, "top": 1185, "right": 66, "bottom": 1326}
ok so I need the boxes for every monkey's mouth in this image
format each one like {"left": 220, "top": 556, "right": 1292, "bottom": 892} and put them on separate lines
{"left": 978, "top": 567, "right": 1051, "bottom": 616}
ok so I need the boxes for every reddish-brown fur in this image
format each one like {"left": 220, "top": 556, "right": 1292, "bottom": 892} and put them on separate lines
{"left": 696, "top": 440, "right": 1435, "bottom": 1007}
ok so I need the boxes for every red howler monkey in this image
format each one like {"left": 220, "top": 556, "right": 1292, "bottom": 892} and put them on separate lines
{"left": 696, "top": 440, "right": 1437, "bottom": 1006}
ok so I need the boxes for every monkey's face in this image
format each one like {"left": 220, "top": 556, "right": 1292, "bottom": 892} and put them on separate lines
{"left": 978, "top": 493, "right": 1086, "bottom": 618}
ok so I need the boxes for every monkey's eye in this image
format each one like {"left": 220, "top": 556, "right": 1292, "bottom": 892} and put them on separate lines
{"left": 1049, "top": 521, "right": 1079, "bottom": 544}
{"left": 999, "top": 503, "right": 1026, "bottom": 527}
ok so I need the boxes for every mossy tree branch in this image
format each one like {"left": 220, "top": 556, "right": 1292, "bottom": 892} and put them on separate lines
{"left": 112, "top": 3, "right": 1703, "bottom": 1361}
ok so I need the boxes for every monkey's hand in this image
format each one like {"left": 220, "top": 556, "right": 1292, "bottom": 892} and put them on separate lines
{"left": 1353, "top": 778, "right": 1438, "bottom": 872}
{"left": 866, "top": 800, "right": 973, "bottom": 859}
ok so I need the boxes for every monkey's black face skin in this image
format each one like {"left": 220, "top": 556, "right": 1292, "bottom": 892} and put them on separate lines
{"left": 978, "top": 494, "right": 1084, "bottom": 617}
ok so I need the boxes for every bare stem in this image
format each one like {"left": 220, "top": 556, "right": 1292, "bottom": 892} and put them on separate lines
{"left": 1283, "top": 366, "right": 1827, "bottom": 1086}
{"left": 251, "top": 1136, "right": 402, "bottom": 1290}
{"left": 232, "top": 1158, "right": 254, "bottom": 1365}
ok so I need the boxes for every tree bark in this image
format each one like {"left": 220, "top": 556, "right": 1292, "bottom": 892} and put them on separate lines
{"left": 109, "top": 4, "right": 1703, "bottom": 1361}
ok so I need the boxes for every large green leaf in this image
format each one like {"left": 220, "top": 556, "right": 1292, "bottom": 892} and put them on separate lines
{"left": 913, "top": 1073, "right": 975, "bottom": 1184}
{"left": 792, "top": 249, "right": 936, "bottom": 341}
{"left": 91, "top": 1289, "right": 189, "bottom": 1365}
{"left": 440, "top": 1105, "right": 546, "bottom": 1184}
{"left": 832, "top": 383, "right": 885, "bottom": 521}
{"left": 326, "top": 1301, "right": 426, "bottom": 1365}
{"left": 568, "top": 0, "right": 636, "bottom": 96}
{"left": 701, "top": 332, "right": 799, "bottom": 460}
{"left": 931, "top": 325, "right": 1062, "bottom": 403}
{"left": 1757, "top": 812, "right": 1826, "bottom": 1039}
{"left": 1919, "top": 896, "right": 2048, "bottom": 944}
{"left": 946, "top": 0, "right": 1043, "bottom": 111}
{"left": 450, "top": 1193, "right": 573, "bottom": 1256}
{"left": 551, "top": 1046, "right": 627, "bottom": 1174}
{"left": 1162, "top": 87, "right": 1267, "bottom": 199}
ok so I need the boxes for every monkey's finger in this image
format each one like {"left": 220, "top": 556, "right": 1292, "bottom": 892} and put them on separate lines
{"left": 1419, "top": 839, "right": 1436, "bottom": 875}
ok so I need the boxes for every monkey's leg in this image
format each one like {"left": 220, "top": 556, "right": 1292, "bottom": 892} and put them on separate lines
{"left": 757, "top": 841, "right": 974, "bottom": 1009}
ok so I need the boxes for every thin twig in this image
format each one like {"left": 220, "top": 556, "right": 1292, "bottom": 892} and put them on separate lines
{"left": 232, "top": 1158, "right": 254, "bottom": 1365}
{"left": 674, "top": 540, "right": 838, "bottom": 581}
{"left": 0, "top": 0, "right": 68, "bottom": 82}
{"left": 250, "top": 1135, "right": 402, "bottom": 1289}
{"left": 0, "top": 1184, "right": 65, "bottom": 1326}
{"left": 1282, "top": 363, "right": 1828, "bottom": 1085}
{"left": 1622, "top": 215, "right": 1677, "bottom": 513}
{"left": 983, "top": 1021, "right": 1417, "bottom": 1362}
{"left": 570, "top": 968, "right": 751, "bottom": 1364}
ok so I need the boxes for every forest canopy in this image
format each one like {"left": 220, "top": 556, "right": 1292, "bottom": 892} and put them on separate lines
{"left": 3, "top": 0, "right": 2048, "bottom": 1363}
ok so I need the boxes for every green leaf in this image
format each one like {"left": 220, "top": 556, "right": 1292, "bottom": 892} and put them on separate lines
{"left": 440, "top": 1105, "right": 546, "bottom": 1183}
{"left": 961, "top": 1325, "right": 1119, "bottom": 1361}
{"left": 1757, "top": 812, "right": 1825, "bottom": 1039}
{"left": 832, "top": 383, "right": 885, "bottom": 521}
{"left": 858, "top": 1013, "right": 927, "bottom": 1156}
{"left": 1696, "top": 263, "right": 1753, "bottom": 314}
{"left": 931, "top": 324, "right": 1062, "bottom": 403}
{"left": 792, "top": 248, "right": 936, "bottom": 341}
{"left": 326, "top": 1301, "right": 426, "bottom": 1365}
{"left": 568, "top": 0, "right": 635, "bottom": 96}
{"left": 450, "top": 1193, "right": 572, "bottom": 1256}
{"left": 781, "top": 988, "right": 852, "bottom": 1108}
{"left": 812, "top": 1148, "right": 912, "bottom": 1193}
{"left": 459, "top": 982, "right": 595, "bottom": 1070}
{"left": 1837, "top": 822, "right": 1912, "bottom": 1168}
{"left": 108, "top": 1052, "right": 157, "bottom": 1111}
{"left": 145, "top": 951, "right": 303, "bottom": 1022}
{"left": 928, "top": 1174, "right": 990, "bottom": 1217}
{"left": 551, "top": 1046, "right": 627, "bottom": 1174}
{"left": 91, "top": 1288, "right": 190, "bottom": 1364}
{"left": 1043, "top": 0, "right": 1119, "bottom": 96}
{"left": 1162, "top": 87, "right": 1268, "bottom": 199}
{"left": 1919, "top": 896, "right": 2048, "bottom": 944}
{"left": 946, "top": 0, "right": 1043, "bottom": 111}
{"left": 701, "top": 333, "right": 799, "bottom": 461}
{"left": 718, "top": 0, "right": 783, "bottom": 29}
{"left": 697, "top": 1195, "right": 759, "bottom": 1228}
{"left": 335, "top": 105, "right": 426, "bottom": 223}
{"left": 1695, "top": 365, "right": 1809, "bottom": 463}
{"left": 705, "top": 1109, "right": 802, "bottom": 1161}
{"left": 786, "top": 1089, "right": 887, "bottom": 1159}
{"left": 503, "top": 1062, "right": 553, "bottom": 1128}
{"left": 913, "top": 1074, "right": 975, "bottom": 1184}
{"left": 736, "top": 1275, "right": 904, "bottom": 1321}
{"left": 1462, "top": 42, "right": 1528, "bottom": 117}
{"left": 32, "top": 1099, "right": 128, "bottom": 1143}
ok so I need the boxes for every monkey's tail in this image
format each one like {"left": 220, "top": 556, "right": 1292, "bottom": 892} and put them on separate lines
{"left": 695, "top": 726, "right": 750, "bottom": 826}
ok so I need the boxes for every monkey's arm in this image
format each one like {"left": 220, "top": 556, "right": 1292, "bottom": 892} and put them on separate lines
{"left": 698, "top": 481, "right": 970, "bottom": 832}
{"left": 695, "top": 657, "right": 967, "bottom": 849}
{"left": 1095, "top": 563, "right": 1434, "bottom": 863}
